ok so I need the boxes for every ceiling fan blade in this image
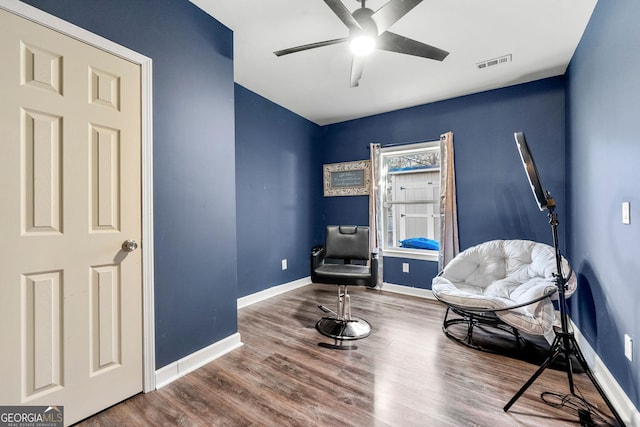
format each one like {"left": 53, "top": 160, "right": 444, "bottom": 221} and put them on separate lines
{"left": 371, "top": 0, "right": 423, "bottom": 35}
{"left": 350, "top": 55, "right": 364, "bottom": 88}
{"left": 324, "top": 0, "right": 361, "bottom": 30}
{"left": 274, "top": 37, "right": 348, "bottom": 56}
{"left": 377, "top": 31, "right": 449, "bottom": 61}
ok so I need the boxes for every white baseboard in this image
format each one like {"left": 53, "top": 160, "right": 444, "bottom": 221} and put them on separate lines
{"left": 156, "top": 281, "right": 639, "bottom": 427}
{"left": 571, "top": 320, "right": 640, "bottom": 426}
{"left": 237, "top": 276, "right": 311, "bottom": 309}
{"left": 382, "top": 284, "right": 639, "bottom": 425}
{"left": 381, "top": 282, "right": 437, "bottom": 300}
{"left": 238, "top": 279, "right": 434, "bottom": 306}
{"left": 155, "top": 277, "right": 312, "bottom": 389}
{"left": 155, "top": 332, "right": 243, "bottom": 389}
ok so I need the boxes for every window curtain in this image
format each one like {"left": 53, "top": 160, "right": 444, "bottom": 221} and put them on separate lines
{"left": 369, "top": 143, "right": 383, "bottom": 288}
{"left": 439, "top": 131, "right": 459, "bottom": 270}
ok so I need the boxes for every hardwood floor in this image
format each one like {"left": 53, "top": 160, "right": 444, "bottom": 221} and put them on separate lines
{"left": 77, "top": 284, "right": 620, "bottom": 426}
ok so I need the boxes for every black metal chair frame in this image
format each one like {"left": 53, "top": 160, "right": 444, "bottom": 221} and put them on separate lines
{"left": 434, "top": 288, "right": 558, "bottom": 353}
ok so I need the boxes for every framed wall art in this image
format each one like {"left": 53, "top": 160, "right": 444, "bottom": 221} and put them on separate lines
{"left": 323, "top": 160, "right": 371, "bottom": 197}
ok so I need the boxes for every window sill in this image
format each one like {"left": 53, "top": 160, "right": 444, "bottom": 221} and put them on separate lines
{"left": 382, "top": 248, "right": 438, "bottom": 262}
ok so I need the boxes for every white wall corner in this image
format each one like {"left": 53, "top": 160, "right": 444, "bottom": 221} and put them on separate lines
{"left": 155, "top": 332, "right": 243, "bottom": 389}
{"left": 238, "top": 277, "right": 311, "bottom": 309}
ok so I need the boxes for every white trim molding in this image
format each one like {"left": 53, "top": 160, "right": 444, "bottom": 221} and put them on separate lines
{"left": 238, "top": 277, "right": 311, "bottom": 309}
{"left": 381, "top": 282, "right": 437, "bottom": 300}
{"left": 155, "top": 333, "right": 243, "bottom": 389}
{"left": 383, "top": 249, "right": 439, "bottom": 262}
{"left": 571, "top": 320, "right": 640, "bottom": 427}
{"left": 242, "top": 279, "right": 640, "bottom": 424}
{"left": 140, "top": 55, "right": 156, "bottom": 394}
{"left": 0, "top": 0, "right": 156, "bottom": 392}
{"left": 380, "top": 284, "right": 640, "bottom": 426}
{"left": 237, "top": 279, "right": 435, "bottom": 310}
{"left": 238, "top": 279, "right": 436, "bottom": 307}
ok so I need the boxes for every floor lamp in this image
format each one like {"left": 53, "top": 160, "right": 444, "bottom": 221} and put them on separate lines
{"left": 503, "top": 132, "right": 625, "bottom": 427}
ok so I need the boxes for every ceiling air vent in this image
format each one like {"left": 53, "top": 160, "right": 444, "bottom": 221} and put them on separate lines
{"left": 476, "top": 54, "right": 512, "bottom": 70}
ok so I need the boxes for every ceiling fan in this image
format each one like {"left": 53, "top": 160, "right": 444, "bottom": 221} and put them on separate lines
{"left": 274, "top": 0, "right": 449, "bottom": 87}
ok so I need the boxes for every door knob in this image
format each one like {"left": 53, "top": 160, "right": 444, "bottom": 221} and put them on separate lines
{"left": 121, "top": 239, "right": 138, "bottom": 252}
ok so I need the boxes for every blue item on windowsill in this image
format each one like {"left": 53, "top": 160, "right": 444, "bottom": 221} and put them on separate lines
{"left": 399, "top": 237, "right": 439, "bottom": 250}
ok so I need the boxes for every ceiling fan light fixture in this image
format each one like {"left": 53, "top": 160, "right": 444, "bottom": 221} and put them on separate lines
{"left": 350, "top": 35, "right": 376, "bottom": 56}
{"left": 273, "top": 0, "right": 447, "bottom": 86}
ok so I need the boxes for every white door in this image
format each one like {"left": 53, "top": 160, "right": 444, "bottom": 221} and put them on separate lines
{"left": 0, "top": 8, "right": 143, "bottom": 426}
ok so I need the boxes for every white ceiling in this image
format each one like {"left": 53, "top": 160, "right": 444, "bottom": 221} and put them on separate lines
{"left": 190, "top": 0, "right": 597, "bottom": 125}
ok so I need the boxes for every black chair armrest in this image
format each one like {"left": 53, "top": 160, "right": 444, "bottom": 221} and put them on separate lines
{"left": 311, "top": 246, "right": 326, "bottom": 281}
{"left": 369, "top": 250, "right": 380, "bottom": 288}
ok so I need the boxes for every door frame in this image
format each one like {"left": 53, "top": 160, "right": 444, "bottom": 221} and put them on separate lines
{"left": 0, "top": 0, "right": 156, "bottom": 391}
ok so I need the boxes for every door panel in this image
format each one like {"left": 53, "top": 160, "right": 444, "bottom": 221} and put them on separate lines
{"left": 0, "top": 8, "right": 142, "bottom": 426}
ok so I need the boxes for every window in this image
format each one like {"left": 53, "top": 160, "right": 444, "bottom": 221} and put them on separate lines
{"left": 379, "top": 141, "right": 441, "bottom": 261}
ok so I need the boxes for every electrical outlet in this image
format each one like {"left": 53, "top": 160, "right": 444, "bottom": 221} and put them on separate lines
{"left": 402, "top": 263, "right": 409, "bottom": 273}
{"left": 281, "top": 259, "right": 287, "bottom": 270}
{"left": 625, "top": 334, "right": 633, "bottom": 361}
{"left": 622, "top": 202, "right": 631, "bottom": 224}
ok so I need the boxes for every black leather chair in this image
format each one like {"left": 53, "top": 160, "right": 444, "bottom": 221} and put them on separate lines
{"left": 311, "top": 225, "right": 379, "bottom": 341}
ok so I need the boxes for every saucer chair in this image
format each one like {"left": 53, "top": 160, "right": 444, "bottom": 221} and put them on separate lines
{"left": 432, "top": 239, "right": 576, "bottom": 351}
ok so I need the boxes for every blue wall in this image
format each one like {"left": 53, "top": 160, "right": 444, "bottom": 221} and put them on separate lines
{"left": 321, "top": 78, "right": 566, "bottom": 288}
{"left": 20, "top": 0, "right": 238, "bottom": 369}
{"left": 235, "top": 85, "right": 323, "bottom": 297}
{"left": 566, "top": 0, "right": 640, "bottom": 409}
{"left": 19, "top": 2, "right": 638, "bottom": 412}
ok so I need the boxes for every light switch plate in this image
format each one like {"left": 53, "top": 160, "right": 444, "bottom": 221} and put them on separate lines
{"left": 625, "top": 334, "right": 633, "bottom": 361}
{"left": 622, "top": 202, "right": 630, "bottom": 224}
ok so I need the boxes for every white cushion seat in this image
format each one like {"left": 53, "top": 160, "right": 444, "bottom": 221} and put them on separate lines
{"left": 432, "top": 239, "right": 576, "bottom": 347}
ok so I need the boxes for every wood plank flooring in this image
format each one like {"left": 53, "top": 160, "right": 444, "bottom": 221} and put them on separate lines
{"left": 77, "top": 284, "right": 621, "bottom": 426}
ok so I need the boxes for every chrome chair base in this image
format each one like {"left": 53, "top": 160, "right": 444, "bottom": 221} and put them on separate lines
{"left": 316, "top": 316, "right": 371, "bottom": 340}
